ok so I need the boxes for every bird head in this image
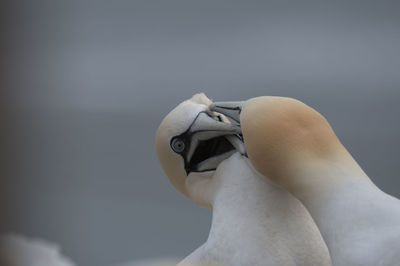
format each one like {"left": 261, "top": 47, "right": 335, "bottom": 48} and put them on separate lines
{"left": 210, "top": 96, "right": 366, "bottom": 198}
{"left": 155, "top": 93, "right": 245, "bottom": 208}
{"left": 239, "top": 96, "right": 347, "bottom": 188}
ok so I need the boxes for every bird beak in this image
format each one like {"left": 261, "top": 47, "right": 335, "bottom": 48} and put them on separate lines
{"left": 185, "top": 111, "right": 244, "bottom": 162}
{"left": 209, "top": 101, "right": 244, "bottom": 124}
{"left": 188, "top": 111, "right": 241, "bottom": 137}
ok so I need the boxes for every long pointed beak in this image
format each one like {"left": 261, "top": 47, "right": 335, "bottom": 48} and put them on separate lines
{"left": 186, "top": 112, "right": 243, "bottom": 161}
{"left": 209, "top": 101, "right": 244, "bottom": 124}
{"left": 189, "top": 112, "right": 241, "bottom": 138}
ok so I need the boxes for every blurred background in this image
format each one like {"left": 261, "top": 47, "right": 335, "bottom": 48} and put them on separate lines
{"left": 1, "top": 0, "right": 400, "bottom": 265}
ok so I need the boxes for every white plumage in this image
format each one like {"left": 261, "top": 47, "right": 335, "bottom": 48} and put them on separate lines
{"left": 211, "top": 96, "right": 400, "bottom": 266}
{"left": 0, "top": 234, "right": 76, "bottom": 266}
{"left": 156, "top": 94, "right": 331, "bottom": 266}
{"left": 0, "top": 233, "right": 179, "bottom": 266}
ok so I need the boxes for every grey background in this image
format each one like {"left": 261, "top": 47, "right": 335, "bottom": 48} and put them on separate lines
{"left": 1, "top": 1, "right": 400, "bottom": 265}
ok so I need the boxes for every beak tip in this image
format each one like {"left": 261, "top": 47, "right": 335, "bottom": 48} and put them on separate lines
{"left": 209, "top": 101, "right": 243, "bottom": 124}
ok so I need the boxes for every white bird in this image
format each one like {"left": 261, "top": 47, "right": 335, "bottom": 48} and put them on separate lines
{"left": 211, "top": 96, "right": 400, "bottom": 266}
{"left": 0, "top": 233, "right": 180, "bottom": 266}
{"left": 0, "top": 234, "right": 76, "bottom": 266}
{"left": 155, "top": 93, "right": 331, "bottom": 266}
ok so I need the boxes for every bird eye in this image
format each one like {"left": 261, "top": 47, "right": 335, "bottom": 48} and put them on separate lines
{"left": 171, "top": 138, "right": 185, "bottom": 153}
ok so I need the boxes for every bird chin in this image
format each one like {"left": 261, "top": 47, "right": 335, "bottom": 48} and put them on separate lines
{"left": 185, "top": 170, "right": 214, "bottom": 208}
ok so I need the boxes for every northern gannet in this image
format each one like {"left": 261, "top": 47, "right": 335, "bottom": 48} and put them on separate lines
{"left": 211, "top": 96, "right": 400, "bottom": 266}
{"left": 155, "top": 94, "right": 331, "bottom": 266}
{"left": 0, "top": 233, "right": 180, "bottom": 266}
{"left": 0, "top": 234, "right": 76, "bottom": 266}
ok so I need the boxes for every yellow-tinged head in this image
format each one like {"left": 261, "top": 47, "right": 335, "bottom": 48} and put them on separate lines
{"left": 240, "top": 96, "right": 354, "bottom": 187}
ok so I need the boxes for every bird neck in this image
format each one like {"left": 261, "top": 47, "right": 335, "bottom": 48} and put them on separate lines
{"left": 286, "top": 149, "right": 374, "bottom": 204}
{"left": 206, "top": 156, "right": 292, "bottom": 249}
{"left": 287, "top": 150, "right": 400, "bottom": 265}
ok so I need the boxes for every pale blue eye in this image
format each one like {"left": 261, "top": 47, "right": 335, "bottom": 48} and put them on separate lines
{"left": 171, "top": 138, "right": 185, "bottom": 153}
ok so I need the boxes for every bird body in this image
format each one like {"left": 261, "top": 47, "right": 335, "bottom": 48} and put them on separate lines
{"left": 178, "top": 153, "right": 331, "bottom": 266}
{"left": 156, "top": 94, "right": 331, "bottom": 266}
{"left": 211, "top": 96, "right": 400, "bottom": 266}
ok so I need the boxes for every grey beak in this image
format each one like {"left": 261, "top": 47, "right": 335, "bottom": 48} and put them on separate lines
{"left": 209, "top": 101, "right": 244, "bottom": 124}
{"left": 186, "top": 112, "right": 244, "bottom": 162}
{"left": 189, "top": 112, "right": 242, "bottom": 138}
